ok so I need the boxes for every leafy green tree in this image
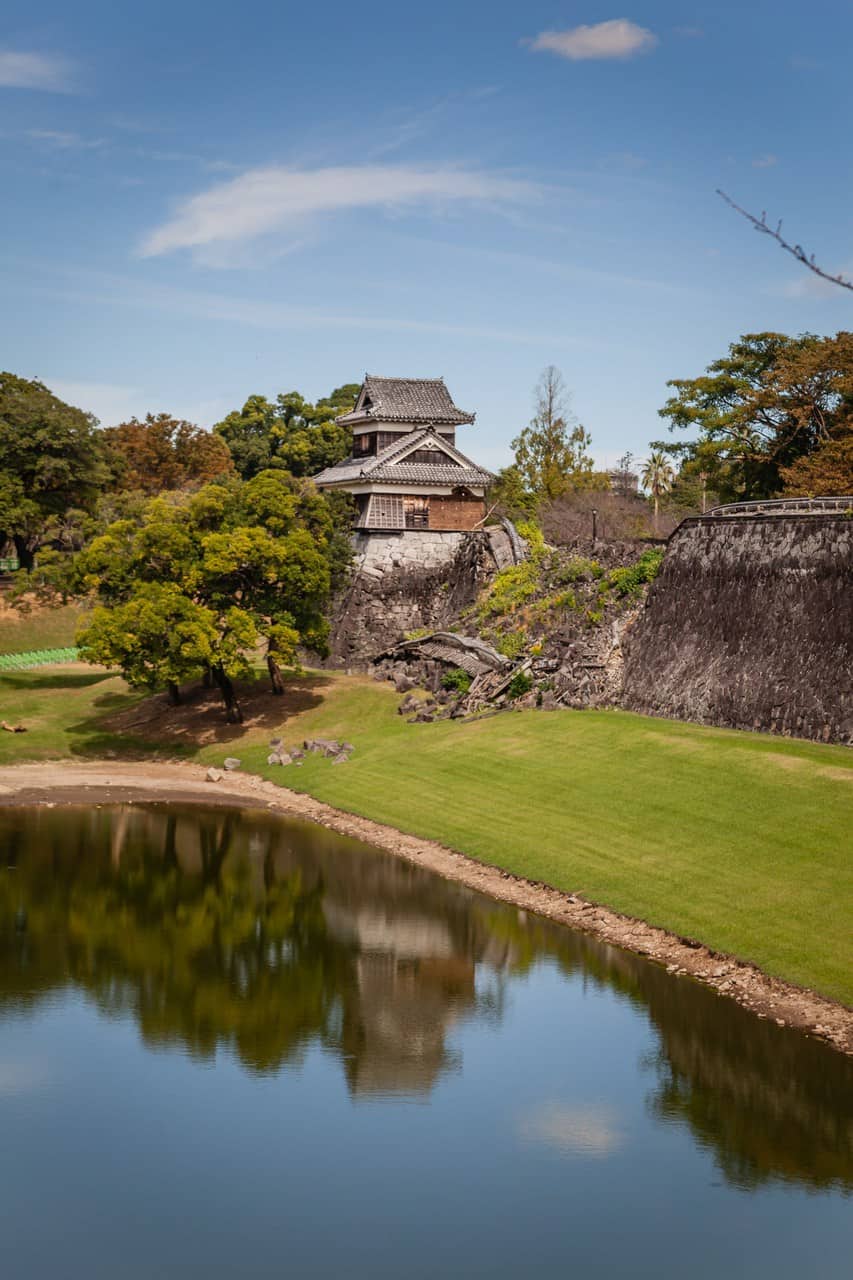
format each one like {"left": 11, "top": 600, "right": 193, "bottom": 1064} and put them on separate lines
{"left": 511, "top": 366, "right": 597, "bottom": 504}
{"left": 0, "top": 372, "right": 107, "bottom": 569}
{"left": 214, "top": 383, "right": 359, "bottom": 479}
{"left": 656, "top": 332, "right": 853, "bottom": 502}
{"left": 76, "top": 472, "right": 338, "bottom": 720}
{"left": 641, "top": 451, "right": 675, "bottom": 531}
{"left": 78, "top": 584, "right": 225, "bottom": 705}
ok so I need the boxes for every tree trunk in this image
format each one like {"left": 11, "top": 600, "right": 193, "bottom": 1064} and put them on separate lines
{"left": 213, "top": 664, "right": 243, "bottom": 723}
{"left": 653, "top": 495, "right": 660, "bottom": 533}
{"left": 12, "top": 536, "right": 35, "bottom": 572}
{"left": 167, "top": 680, "right": 181, "bottom": 706}
{"left": 202, "top": 664, "right": 213, "bottom": 689}
{"left": 267, "top": 652, "right": 285, "bottom": 695}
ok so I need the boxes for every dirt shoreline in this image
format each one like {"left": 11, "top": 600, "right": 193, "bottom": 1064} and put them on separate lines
{"left": 1, "top": 758, "right": 850, "bottom": 1057}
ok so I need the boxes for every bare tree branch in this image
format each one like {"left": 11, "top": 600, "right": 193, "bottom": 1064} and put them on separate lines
{"left": 717, "top": 190, "right": 853, "bottom": 293}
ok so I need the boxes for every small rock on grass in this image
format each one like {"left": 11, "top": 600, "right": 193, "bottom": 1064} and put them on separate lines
{"left": 330, "top": 753, "right": 349, "bottom": 765}
{"left": 223, "top": 757, "right": 241, "bottom": 771}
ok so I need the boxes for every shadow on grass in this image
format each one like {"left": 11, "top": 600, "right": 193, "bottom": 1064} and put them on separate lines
{"left": 91, "top": 670, "right": 335, "bottom": 749}
{"left": 0, "top": 670, "right": 115, "bottom": 691}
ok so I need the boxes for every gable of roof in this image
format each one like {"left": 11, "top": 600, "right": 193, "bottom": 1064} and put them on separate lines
{"left": 313, "top": 427, "right": 494, "bottom": 488}
{"left": 337, "top": 375, "right": 475, "bottom": 426}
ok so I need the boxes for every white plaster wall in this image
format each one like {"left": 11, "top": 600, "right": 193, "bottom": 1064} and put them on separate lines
{"left": 351, "top": 530, "right": 467, "bottom": 578}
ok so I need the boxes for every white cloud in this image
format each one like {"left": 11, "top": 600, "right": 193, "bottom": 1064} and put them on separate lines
{"left": 0, "top": 49, "right": 73, "bottom": 92}
{"left": 528, "top": 20, "right": 658, "bottom": 62}
{"left": 26, "top": 129, "right": 104, "bottom": 150}
{"left": 752, "top": 154, "right": 778, "bottom": 168}
{"left": 518, "top": 1102, "right": 625, "bottom": 1157}
{"left": 140, "top": 163, "right": 537, "bottom": 257}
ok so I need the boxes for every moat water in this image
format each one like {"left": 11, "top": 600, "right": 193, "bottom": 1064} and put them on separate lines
{"left": 1, "top": 803, "right": 851, "bottom": 1278}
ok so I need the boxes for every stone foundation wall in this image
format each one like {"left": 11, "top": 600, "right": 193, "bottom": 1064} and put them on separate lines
{"left": 621, "top": 515, "right": 853, "bottom": 744}
{"left": 325, "top": 530, "right": 500, "bottom": 668}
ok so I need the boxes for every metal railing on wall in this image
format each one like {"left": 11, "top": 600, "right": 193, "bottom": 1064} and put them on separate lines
{"left": 706, "top": 496, "right": 853, "bottom": 517}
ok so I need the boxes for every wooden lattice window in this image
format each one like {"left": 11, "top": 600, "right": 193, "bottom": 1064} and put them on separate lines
{"left": 366, "top": 494, "right": 405, "bottom": 528}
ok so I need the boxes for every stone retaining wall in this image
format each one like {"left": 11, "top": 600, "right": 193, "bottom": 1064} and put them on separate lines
{"left": 621, "top": 515, "right": 853, "bottom": 744}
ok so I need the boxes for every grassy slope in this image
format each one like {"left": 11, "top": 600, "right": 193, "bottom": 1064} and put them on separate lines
{"left": 2, "top": 667, "right": 851, "bottom": 1003}
{"left": 197, "top": 676, "right": 853, "bottom": 1005}
{"left": 0, "top": 602, "right": 89, "bottom": 654}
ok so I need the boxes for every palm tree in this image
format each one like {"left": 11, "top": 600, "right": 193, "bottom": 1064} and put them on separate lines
{"left": 641, "top": 451, "right": 675, "bottom": 532}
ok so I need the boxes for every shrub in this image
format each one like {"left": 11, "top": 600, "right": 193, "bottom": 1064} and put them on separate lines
{"left": 441, "top": 667, "right": 472, "bottom": 694}
{"left": 606, "top": 547, "right": 664, "bottom": 598}
{"left": 497, "top": 629, "right": 528, "bottom": 660}
{"left": 507, "top": 670, "right": 533, "bottom": 699}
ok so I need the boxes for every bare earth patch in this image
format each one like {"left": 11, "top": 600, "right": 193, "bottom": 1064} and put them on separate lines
{"left": 103, "top": 671, "right": 334, "bottom": 746}
{"left": 0, "top": 758, "right": 850, "bottom": 1058}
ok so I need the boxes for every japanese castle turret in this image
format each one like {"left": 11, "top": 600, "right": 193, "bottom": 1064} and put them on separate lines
{"left": 313, "top": 375, "right": 494, "bottom": 531}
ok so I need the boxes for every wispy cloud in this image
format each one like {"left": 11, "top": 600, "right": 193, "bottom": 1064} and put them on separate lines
{"left": 140, "top": 163, "right": 537, "bottom": 258}
{"left": 9, "top": 260, "right": 594, "bottom": 349}
{"left": 26, "top": 129, "right": 104, "bottom": 150}
{"left": 0, "top": 48, "right": 73, "bottom": 92}
{"left": 518, "top": 1102, "right": 625, "bottom": 1157}
{"left": 527, "top": 20, "right": 658, "bottom": 62}
{"left": 752, "top": 153, "right": 778, "bottom": 168}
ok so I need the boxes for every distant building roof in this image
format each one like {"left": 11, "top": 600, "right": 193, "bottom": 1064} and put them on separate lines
{"left": 337, "top": 375, "right": 475, "bottom": 426}
{"left": 314, "top": 427, "right": 494, "bottom": 489}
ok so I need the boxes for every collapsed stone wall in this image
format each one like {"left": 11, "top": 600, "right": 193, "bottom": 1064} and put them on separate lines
{"left": 622, "top": 515, "right": 853, "bottom": 744}
{"left": 325, "top": 529, "right": 513, "bottom": 668}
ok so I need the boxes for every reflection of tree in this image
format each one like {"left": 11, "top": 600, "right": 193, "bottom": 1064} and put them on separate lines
{"left": 1, "top": 803, "right": 851, "bottom": 1190}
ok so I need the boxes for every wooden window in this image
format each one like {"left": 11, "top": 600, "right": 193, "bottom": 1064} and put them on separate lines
{"left": 365, "top": 494, "right": 404, "bottom": 528}
{"left": 377, "top": 431, "right": 403, "bottom": 452}
{"left": 405, "top": 449, "right": 452, "bottom": 465}
{"left": 353, "top": 433, "right": 376, "bottom": 457}
{"left": 404, "top": 496, "right": 430, "bottom": 529}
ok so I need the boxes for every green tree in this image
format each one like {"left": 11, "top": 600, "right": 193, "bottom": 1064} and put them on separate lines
{"left": 76, "top": 472, "right": 338, "bottom": 720}
{"left": 0, "top": 372, "right": 107, "bottom": 569}
{"left": 214, "top": 383, "right": 359, "bottom": 479}
{"left": 641, "top": 451, "right": 675, "bottom": 532}
{"left": 511, "top": 366, "right": 596, "bottom": 504}
{"left": 656, "top": 332, "right": 853, "bottom": 502}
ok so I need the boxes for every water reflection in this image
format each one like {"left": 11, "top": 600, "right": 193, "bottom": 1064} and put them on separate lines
{"left": 1, "top": 803, "right": 851, "bottom": 1193}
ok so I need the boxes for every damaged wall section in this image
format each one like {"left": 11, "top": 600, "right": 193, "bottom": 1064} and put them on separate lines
{"left": 324, "top": 527, "right": 517, "bottom": 668}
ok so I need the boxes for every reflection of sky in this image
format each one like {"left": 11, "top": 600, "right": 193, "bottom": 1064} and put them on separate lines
{"left": 518, "top": 1101, "right": 624, "bottom": 1157}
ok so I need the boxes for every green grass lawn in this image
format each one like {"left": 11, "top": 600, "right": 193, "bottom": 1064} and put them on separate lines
{"left": 0, "top": 602, "right": 89, "bottom": 654}
{"left": 2, "top": 666, "right": 851, "bottom": 1004}
{"left": 0, "top": 668, "right": 169, "bottom": 762}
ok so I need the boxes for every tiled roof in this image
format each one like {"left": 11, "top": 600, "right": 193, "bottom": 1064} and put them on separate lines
{"left": 314, "top": 427, "right": 494, "bottom": 489}
{"left": 337, "top": 375, "right": 475, "bottom": 425}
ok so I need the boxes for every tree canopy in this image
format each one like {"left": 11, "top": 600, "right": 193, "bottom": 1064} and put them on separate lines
{"left": 509, "top": 366, "right": 599, "bottom": 506}
{"left": 656, "top": 331, "right": 853, "bottom": 502}
{"left": 104, "top": 413, "right": 234, "bottom": 493}
{"left": 0, "top": 372, "right": 107, "bottom": 568}
{"left": 214, "top": 383, "right": 359, "bottom": 479}
{"left": 77, "top": 471, "right": 340, "bottom": 720}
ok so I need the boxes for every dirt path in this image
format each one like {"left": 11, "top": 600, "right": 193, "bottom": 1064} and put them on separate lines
{"left": 1, "top": 758, "right": 850, "bottom": 1057}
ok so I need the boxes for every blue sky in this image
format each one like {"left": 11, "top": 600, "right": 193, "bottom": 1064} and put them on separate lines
{"left": 2, "top": 1, "right": 852, "bottom": 469}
